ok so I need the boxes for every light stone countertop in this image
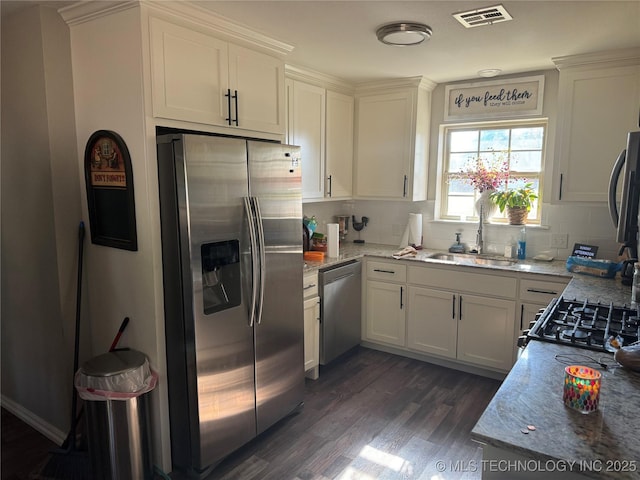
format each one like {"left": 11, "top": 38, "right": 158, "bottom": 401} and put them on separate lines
{"left": 471, "top": 340, "right": 640, "bottom": 479}
{"left": 304, "top": 242, "right": 631, "bottom": 306}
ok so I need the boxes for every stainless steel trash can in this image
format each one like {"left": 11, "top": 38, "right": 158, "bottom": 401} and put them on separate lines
{"left": 76, "top": 349, "right": 155, "bottom": 480}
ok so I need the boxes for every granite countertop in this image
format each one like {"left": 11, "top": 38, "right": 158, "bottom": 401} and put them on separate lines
{"left": 304, "top": 242, "right": 632, "bottom": 306}
{"left": 471, "top": 341, "right": 640, "bottom": 479}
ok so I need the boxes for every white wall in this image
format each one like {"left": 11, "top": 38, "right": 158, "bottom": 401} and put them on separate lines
{"left": 305, "top": 69, "right": 622, "bottom": 261}
{"left": 1, "top": 5, "right": 82, "bottom": 440}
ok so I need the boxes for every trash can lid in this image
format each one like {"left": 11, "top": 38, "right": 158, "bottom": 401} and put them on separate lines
{"left": 81, "top": 350, "right": 147, "bottom": 377}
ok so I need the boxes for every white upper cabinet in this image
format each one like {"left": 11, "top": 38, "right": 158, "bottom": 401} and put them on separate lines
{"left": 288, "top": 79, "right": 326, "bottom": 200}
{"left": 286, "top": 68, "right": 355, "bottom": 201}
{"left": 325, "top": 91, "right": 354, "bottom": 200}
{"left": 150, "top": 17, "right": 285, "bottom": 135}
{"left": 354, "top": 77, "right": 435, "bottom": 201}
{"left": 553, "top": 49, "right": 640, "bottom": 202}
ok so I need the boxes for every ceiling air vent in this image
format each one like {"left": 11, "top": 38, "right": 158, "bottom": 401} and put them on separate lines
{"left": 453, "top": 4, "right": 513, "bottom": 28}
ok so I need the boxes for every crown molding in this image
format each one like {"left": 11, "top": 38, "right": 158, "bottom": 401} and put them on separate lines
{"left": 552, "top": 47, "right": 640, "bottom": 70}
{"left": 285, "top": 65, "right": 354, "bottom": 94}
{"left": 355, "top": 76, "right": 437, "bottom": 96}
{"left": 59, "top": 0, "right": 294, "bottom": 57}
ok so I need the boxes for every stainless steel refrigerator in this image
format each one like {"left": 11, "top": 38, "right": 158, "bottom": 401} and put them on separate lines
{"left": 157, "top": 133, "right": 304, "bottom": 477}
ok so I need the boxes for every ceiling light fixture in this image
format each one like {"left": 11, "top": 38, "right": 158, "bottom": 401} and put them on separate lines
{"left": 376, "top": 22, "right": 433, "bottom": 46}
{"left": 478, "top": 68, "right": 502, "bottom": 77}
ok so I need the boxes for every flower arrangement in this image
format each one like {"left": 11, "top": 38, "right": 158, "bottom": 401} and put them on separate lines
{"left": 450, "top": 154, "right": 510, "bottom": 193}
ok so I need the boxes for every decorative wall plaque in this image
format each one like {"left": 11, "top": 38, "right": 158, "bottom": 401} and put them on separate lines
{"left": 444, "top": 75, "right": 544, "bottom": 121}
{"left": 84, "top": 130, "right": 137, "bottom": 251}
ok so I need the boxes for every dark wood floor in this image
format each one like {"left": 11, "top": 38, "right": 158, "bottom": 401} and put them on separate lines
{"left": 1, "top": 407, "right": 58, "bottom": 480}
{"left": 2, "top": 347, "right": 501, "bottom": 480}
{"left": 195, "top": 347, "right": 501, "bottom": 480}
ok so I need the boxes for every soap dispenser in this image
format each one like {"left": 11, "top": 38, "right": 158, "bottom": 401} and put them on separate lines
{"left": 449, "top": 233, "right": 466, "bottom": 253}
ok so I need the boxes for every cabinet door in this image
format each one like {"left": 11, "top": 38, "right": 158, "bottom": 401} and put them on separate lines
{"left": 290, "top": 81, "right": 326, "bottom": 200}
{"left": 325, "top": 91, "right": 354, "bottom": 199}
{"left": 556, "top": 64, "right": 640, "bottom": 202}
{"left": 228, "top": 44, "right": 285, "bottom": 135}
{"left": 150, "top": 17, "right": 229, "bottom": 126}
{"left": 457, "top": 294, "right": 516, "bottom": 371}
{"left": 303, "top": 296, "right": 320, "bottom": 374}
{"left": 365, "top": 281, "right": 406, "bottom": 346}
{"left": 407, "top": 287, "right": 457, "bottom": 359}
{"left": 519, "top": 302, "right": 545, "bottom": 335}
{"left": 355, "top": 91, "right": 414, "bottom": 199}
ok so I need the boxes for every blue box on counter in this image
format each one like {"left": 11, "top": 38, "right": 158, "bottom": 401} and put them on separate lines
{"left": 565, "top": 256, "right": 621, "bottom": 278}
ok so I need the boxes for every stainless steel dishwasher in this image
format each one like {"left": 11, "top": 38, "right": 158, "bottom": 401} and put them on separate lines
{"left": 318, "top": 260, "right": 362, "bottom": 365}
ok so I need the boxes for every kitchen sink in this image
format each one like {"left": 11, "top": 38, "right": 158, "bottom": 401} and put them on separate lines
{"left": 426, "top": 252, "right": 517, "bottom": 267}
{"left": 472, "top": 257, "right": 518, "bottom": 266}
{"left": 427, "top": 253, "right": 460, "bottom": 261}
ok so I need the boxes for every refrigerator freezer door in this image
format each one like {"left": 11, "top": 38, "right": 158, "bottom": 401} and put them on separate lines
{"left": 158, "top": 134, "right": 257, "bottom": 472}
{"left": 247, "top": 141, "right": 305, "bottom": 434}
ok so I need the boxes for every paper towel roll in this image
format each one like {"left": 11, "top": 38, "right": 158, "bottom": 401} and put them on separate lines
{"left": 327, "top": 223, "right": 340, "bottom": 258}
{"left": 408, "top": 213, "right": 422, "bottom": 247}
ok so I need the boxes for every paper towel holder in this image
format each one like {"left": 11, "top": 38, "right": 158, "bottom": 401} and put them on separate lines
{"left": 352, "top": 216, "right": 369, "bottom": 244}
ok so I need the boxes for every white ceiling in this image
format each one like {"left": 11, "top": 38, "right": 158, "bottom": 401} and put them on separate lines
{"left": 3, "top": 1, "right": 640, "bottom": 84}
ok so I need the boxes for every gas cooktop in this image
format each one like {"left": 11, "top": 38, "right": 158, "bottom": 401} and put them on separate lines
{"left": 523, "top": 297, "right": 640, "bottom": 352}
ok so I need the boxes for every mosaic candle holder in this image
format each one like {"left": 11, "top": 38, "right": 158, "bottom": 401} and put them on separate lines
{"left": 563, "top": 365, "right": 601, "bottom": 414}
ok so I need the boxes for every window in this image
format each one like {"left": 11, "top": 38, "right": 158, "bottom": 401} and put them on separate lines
{"left": 440, "top": 119, "right": 546, "bottom": 223}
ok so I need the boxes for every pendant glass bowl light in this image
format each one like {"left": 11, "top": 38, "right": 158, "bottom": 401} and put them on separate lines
{"left": 376, "top": 22, "right": 432, "bottom": 46}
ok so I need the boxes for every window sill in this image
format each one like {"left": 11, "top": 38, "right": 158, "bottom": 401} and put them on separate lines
{"left": 430, "top": 219, "right": 550, "bottom": 230}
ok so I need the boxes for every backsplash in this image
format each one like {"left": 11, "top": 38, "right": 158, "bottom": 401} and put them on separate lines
{"left": 303, "top": 200, "right": 621, "bottom": 261}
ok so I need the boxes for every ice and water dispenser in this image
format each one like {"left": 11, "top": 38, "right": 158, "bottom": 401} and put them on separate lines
{"left": 201, "top": 240, "right": 241, "bottom": 314}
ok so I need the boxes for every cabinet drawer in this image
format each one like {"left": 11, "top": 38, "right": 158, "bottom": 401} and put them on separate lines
{"left": 408, "top": 265, "right": 516, "bottom": 298}
{"left": 519, "top": 278, "right": 567, "bottom": 303}
{"left": 303, "top": 272, "right": 319, "bottom": 299}
{"left": 367, "top": 261, "right": 407, "bottom": 283}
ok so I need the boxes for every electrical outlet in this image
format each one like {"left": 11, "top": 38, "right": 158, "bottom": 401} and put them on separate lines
{"left": 550, "top": 233, "right": 568, "bottom": 249}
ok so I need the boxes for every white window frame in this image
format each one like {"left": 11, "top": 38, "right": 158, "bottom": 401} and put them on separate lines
{"left": 437, "top": 118, "right": 547, "bottom": 224}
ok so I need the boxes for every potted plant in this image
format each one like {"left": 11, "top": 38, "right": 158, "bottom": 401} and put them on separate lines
{"left": 490, "top": 183, "right": 538, "bottom": 225}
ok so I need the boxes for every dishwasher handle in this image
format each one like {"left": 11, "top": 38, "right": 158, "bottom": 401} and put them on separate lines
{"left": 325, "top": 272, "right": 355, "bottom": 284}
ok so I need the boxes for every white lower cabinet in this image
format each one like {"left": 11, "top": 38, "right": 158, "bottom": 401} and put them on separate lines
{"left": 363, "top": 260, "right": 569, "bottom": 375}
{"left": 407, "top": 287, "right": 457, "bottom": 359}
{"left": 365, "top": 281, "right": 406, "bottom": 346}
{"left": 303, "top": 272, "right": 320, "bottom": 379}
{"left": 408, "top": 286, "right": 516, "bottom": 371}
{"left": 455, "top": 294, "right": 516, "bottom": 371}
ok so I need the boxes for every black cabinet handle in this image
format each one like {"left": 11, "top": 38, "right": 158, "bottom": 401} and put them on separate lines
{"left": 232, "top": 90, "right": 239, "bottom": 126}
{"left": 373, "top": 269, "right": 395, "bottom": 274}
{"left": 459, "top": 295, "right": 463, "bottom": 320}
{"left": 559, "top": 173, "right": 563, "bottom": 201}
{"left": 520, "top": 304, "right": 524, "bottom": 331}
{"left": 527, "top": 288, "right": 559, "bottom": 295}
{"left": 452, "top": 294, "right": 456, "bottom": 319}
{"left": 327, "top": 175, "right": 332, "bottom": 197}
{"left": 403, "top": 175, "right": 408, "bottom": 197}
{"left": 400, "top": 286, "right": 404, "bottom": 309}
{"left": 225, "top": 89, "right": 232, "bottom": 125}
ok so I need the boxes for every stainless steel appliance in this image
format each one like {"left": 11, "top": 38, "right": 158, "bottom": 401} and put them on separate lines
{"left": 318, "top": 261, "right": 362, "bottom": 364}
{"left": 608, "top": 131, "right": 640, "bottom": 264}
{"left": 520, "top": 296, "right": 640, "bottom": 352}
{"left": 157, "top": 133, "right": 304, "bottom": 477}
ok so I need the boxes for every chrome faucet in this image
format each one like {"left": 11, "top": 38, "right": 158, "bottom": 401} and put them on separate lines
{"left": 475, "top": 204, "right": 484, "bottom": 254}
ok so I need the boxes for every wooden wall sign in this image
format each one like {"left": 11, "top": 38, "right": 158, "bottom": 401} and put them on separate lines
{"left": 444, "top": 75, "right": 544, "bottom": 121}
{"left": 84, "top": 130, "right": 137, "bottom": 251}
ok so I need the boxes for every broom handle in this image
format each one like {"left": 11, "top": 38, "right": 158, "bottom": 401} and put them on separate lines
{"left": 68, "top": 222, "right": 85, "bottom": 450}
{"left": 109, "top": 317, "right": 130, "bottom": 352}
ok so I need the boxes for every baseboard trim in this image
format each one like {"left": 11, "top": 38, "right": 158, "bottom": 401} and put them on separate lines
{"left": 1, "top": 395, "right": 66, "bottom": 445}
{"left": 360, "top": 342, "right": 507, "bottom": 381}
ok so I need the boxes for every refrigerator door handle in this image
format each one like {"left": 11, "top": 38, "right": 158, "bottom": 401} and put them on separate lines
{"left": 253, "top": 197, "right": 266, "bottom": 324}
{"left": 608, "top": 149, "right": 626, "bottom": 227}
{"left": 244, "top": 197, "right": 259, "bottom": 327}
